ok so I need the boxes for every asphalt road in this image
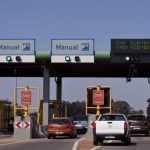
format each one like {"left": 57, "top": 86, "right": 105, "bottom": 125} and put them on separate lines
{"left": 0, "top": 134, "right": 150, "bottom": 150}
{"left": 84, "top": 135, "right": 150, "bottom": 150}
{"left": 0, "top": 136, "right": 81, "bottom": 150}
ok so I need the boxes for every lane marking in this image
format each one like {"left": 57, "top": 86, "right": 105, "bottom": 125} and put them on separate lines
{"left": 90, "top": 146, "right": 101, "bottom": 150}
{"left": 72, "top": 138, "right": 85, "bottom": 150}
{"left": 0, "top": 140, "right": 31, "bottom": 146}
{"left": 0, "top": 138, "right": 47, "bottom": 146}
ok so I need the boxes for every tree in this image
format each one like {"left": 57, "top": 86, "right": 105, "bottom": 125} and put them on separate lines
{"left": 112, "top": 100, "right": 131, "bottom": 116}
{"left": 62, "top": 100, "right": 86, "bottom": 117}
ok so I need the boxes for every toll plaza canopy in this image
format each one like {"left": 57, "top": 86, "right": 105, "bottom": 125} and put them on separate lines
{"left": 0, "top": 51, "right": 150, "bottom": 78}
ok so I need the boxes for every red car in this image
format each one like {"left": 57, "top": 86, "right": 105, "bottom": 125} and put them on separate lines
{"left": 47, "top": 117, "right": 77, "bottom": 139}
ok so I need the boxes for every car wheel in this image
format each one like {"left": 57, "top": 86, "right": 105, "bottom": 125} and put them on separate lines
{"left": 93, "top": 135, "right": 98, "bottom": 146}
{"left": 145, "top": 131, "right": 149, "bottom": 136}
{"left": 74, "top": 133, "right": 77, "bottom": 138}
{"left": 70, "top": 133, "right": 75, "bottom": 138}
{"left": 47, "top": 135, "right": 51, "bottom": 139}
{"left": 52, "top": 135, "right": 56, "bottom": 139}
{"left": 98, "top": 139, "right": 103, "bottom": 145}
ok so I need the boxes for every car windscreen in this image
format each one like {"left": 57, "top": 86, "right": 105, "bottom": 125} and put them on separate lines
{"left": 73, "top": 116, "right": 88, "bottom": 121}
{"left": 127, "top": 115, "right": 146, "bottom": 121}
{"left": 50, "top": 119, "right": 69, "bottom": 125}
{"left": 99, "top": 115, "right": 126, "bottom": 121}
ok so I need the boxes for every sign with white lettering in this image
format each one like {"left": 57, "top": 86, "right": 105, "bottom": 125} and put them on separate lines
{"left": 51, "top": 39, "right": 94, "bottom": 55}
{"left": 0, "top": 39, "right": 35, "bottom": 55}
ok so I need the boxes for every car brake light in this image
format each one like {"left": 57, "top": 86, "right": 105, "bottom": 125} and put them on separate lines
{"left": 91, "top": 121, "right": 96, "bottom": 129}
{"left": 124, "top": 121, "right": 128, "bottom": 130}
{"left": 144, "top": 121, "right": 148, "bottom": 126}
{"left": 66, "top": 124, "right": 72, "bottom": 129}
{"left": 48, "top": 124, "right": 52, "bottom": 129}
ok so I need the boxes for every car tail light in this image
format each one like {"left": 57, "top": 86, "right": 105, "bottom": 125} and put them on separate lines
{"left": 144, "top": 121, "right": 148, "bottom": 126}
{"left": 66, "top": 124, "right": 72, "bottom": 129}
{"left": 124, "top": 121, "right": 128, "bottom": 131}
{"left": 91, "top": 121, "right": 96, "bottom": 129}
{"left": 48, "top": 124, "right": 52, "bottom": 129}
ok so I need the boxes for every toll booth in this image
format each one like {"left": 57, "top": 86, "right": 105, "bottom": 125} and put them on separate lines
{"left": 39, "top": 100, "right": 59, "bottom": 125}
{"left": 0, "top": 100, "right": 14, "bottom": 133}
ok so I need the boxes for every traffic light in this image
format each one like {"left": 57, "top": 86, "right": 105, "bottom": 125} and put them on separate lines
{"left": 125, "top": 56, "right": 140, "bottom": 63}
{"left": 23, "top": 105, "right": 28, "bottom": 117}
{"left": 15, "top": 56, "right": 22, "bottom": 62}
{"left": 6, "top": 56, "right": 12, "bottom": 62}
{"left": 65, "top": 56, "right": 71, "bottom": 62}
{"left": 75, "top": 56, "right": 80, "bottom": 62}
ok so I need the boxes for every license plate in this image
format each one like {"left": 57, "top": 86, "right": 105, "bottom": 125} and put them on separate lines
{"left": 133, "top": 127, "right": 141, "bottom": 130}
{"left": 55, "top": 131, "right": 64, "bottom": 135}
{"left": 105, "top": 136, "right": 115, "bottom": 139}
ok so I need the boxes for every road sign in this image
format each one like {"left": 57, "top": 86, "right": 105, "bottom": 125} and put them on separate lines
{"left": 51, "top": 39, "right": 94, "bottom": 63}
{"left": 24, "top": 121, "right": 30, "bottom": 129}
{"left": 0, "top": 39, "right": 35, "bottom": 63}
{"left": 15, "top": 121, "right": 30, "bottom": 129}
{"left": 51, "top": 39, "right": 94, "bottom": 55}
{"left": 93, "top": 90, "right": 104, "bottom": 105}
{"left": 15, "top": 121, "right": 22, "bottom": 128}
{"left": 21, "top": 91, "right": 31, "bottom": 105}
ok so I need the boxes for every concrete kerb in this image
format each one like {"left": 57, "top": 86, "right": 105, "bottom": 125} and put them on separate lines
{"left": 38, "top": 125, "right": 48, "bottom": 138}
{"left": 73, "top": 115, "right": 96, "bottom": 150}
{"left": 85, "top": 114, "right": 96, "bottom": 140}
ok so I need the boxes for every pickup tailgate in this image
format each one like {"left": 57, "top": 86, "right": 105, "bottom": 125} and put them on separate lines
{"left": 96, "top": 121, "right": 125, "bottom": 134}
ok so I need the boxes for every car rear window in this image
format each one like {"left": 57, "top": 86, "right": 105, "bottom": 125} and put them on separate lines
{"left": 99, "top": 115, "right": 126, "bottom": 121}
{"left": 50, "top": 119, "right": 69, "bottom": 124}
{"left": 127, "top": 115, "right": 146, "bottom": 121}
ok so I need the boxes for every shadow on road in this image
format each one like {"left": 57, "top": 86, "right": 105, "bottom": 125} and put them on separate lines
{"left": 101, "top": 142, "right": 136, "bottom": 147}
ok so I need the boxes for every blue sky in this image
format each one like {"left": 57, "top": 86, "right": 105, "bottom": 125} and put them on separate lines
{"left": 0, "top": 0, "right": 150, "bottom": 114}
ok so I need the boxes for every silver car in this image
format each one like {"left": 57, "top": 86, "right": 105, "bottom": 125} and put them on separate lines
{"left": 72, "top": 115, "right": 88, "bottom": 134}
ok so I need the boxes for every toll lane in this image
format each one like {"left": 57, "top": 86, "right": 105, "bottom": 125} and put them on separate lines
{"left": 91, "top": 135, "right": 150, "bottom": 150}
{"left": 0, "top": 136, "right": 82, "bottom": 150}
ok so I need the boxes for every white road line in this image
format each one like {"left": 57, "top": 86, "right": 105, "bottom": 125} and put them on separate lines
{"left": 90, "top": 146, "right": 101, "bottom": 150}
{"left": 0, "top": 138, "right": 12, "bottom": 141}
{"left": 0, "top": 140, "right": 31, "bottom": 146}
{"left": 0, "top": 138, "right": 47, "bottom": 146}
{"left": 72, "top": 138, "right": 85, "bottom": 150}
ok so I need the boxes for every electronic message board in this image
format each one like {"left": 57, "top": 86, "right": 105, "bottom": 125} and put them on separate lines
{"left": 111, "top": 39, "right": 150, "bottom": 53}
{"left": 111, "top": 39, "right": 150, "bottom": 63}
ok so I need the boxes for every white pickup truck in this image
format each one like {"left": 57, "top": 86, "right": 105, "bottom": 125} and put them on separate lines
{"left": 91, "top": 114, "right": 131, "bottom": 145}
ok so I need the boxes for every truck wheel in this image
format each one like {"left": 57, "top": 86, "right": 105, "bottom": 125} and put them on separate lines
{"left": 145, "top": 131, "right": 149, "bottom": 136}
{"left": 124, "top": 136, "right": 131, "bottom": 145}
{"left": 93, "top": 135, "right": 98, "bottom": 146}
{"left": 98, "top": 139, "right": 103, "bottom": 145}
